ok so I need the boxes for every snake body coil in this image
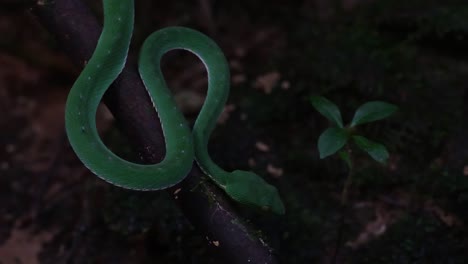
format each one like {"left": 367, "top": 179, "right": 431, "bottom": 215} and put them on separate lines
{"left": 65, "top": 0, "right": 285, "bottom": 214}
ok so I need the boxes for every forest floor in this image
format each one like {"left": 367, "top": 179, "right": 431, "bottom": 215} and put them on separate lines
{"left": 1, "top": 0, "right": 468, "bottom": 263}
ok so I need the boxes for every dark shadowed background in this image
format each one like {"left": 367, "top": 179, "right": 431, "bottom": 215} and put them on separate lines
{"left": 1, "top": 0, "right": 468, "bottom": 263}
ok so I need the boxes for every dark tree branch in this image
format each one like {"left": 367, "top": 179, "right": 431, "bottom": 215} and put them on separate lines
{"left": 30, "top": 0, "right": 279, "bottom": 263}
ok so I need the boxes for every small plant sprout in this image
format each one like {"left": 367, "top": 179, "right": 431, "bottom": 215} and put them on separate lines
{"left": 310, "top": 96, "right": 398, "bottom": 164}
{"left": 310, "top": 95, "right": 398, "bottom": 262}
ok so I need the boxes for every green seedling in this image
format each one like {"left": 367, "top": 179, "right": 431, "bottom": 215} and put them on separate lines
{"left": 310, "top": 96, "right": 398, "bottom": 164}
{"left": 310, "top": 95, "right": 398, "bottom": 262}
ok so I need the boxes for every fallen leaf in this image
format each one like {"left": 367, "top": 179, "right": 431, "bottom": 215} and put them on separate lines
{"left": 0, "top": 221, "right": 57, "bottom": 264}
{"left": 255, "top": 141, "right": 270, "bottom": 152}
{"left": 254, "top": 72, "right": 281, "bottom": 94}
{"left": 267, "top": 164, "right": 283, "bottom": 178}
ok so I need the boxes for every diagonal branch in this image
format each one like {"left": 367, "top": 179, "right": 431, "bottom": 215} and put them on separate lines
{"left": 30, "top": 0, "right": 279, "bottom": 263}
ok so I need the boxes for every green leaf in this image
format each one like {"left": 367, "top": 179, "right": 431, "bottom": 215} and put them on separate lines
{"left": 352, "top": 135, "right": 389, "bottom": 164}
{"left": 350, "top": 101, "right": 397, "bottom": 127}
{"left": 318, "top": 127, "right": 349, "bottom": 159}
{"left": 310, "top": 96, "right": 344, "bottom": 128}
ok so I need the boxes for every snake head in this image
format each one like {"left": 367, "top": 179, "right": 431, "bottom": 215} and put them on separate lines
{"left": 224, "top": 170, "right": 285, "bottom": 215}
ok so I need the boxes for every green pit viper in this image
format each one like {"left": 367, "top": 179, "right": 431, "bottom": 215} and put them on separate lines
{"left": 65, "top": 0, "right": 285, "bottom": 214}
